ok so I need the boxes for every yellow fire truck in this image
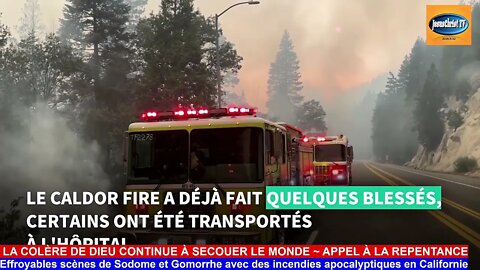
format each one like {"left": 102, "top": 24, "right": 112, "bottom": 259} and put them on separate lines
{"left": 303, "top": 135, "right": 353, "bottom": 186}
{"left": 120, "top": 106, "right": 313, "bottom": 244}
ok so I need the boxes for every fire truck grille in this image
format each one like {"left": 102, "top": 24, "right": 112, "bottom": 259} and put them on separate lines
{"left": 314, "top": 166, "right": 330, "bottom": 184}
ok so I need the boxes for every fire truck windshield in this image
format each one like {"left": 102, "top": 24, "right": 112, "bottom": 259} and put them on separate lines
{"left": 190, "top": 127, "right": 263, "bottom": 183}
{"left": 315, "top": 144, "right": 346, "bottom": 162}
{"left": 129, "top": 130, "right": 189, "bottom": 183}
{"left": 128, "top": 127, "right": 263, "bottom": 183}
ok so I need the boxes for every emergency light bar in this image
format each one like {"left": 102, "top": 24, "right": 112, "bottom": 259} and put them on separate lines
{"left": 302, "top": 136, "right": 335, "bottom": 143}
{"left": 140, "top": 106, "right": 256, "bottom": 121}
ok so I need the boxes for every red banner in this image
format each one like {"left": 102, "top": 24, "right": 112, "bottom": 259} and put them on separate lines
{"left": 0, "top": 245, "right": 469, "bottom": 259}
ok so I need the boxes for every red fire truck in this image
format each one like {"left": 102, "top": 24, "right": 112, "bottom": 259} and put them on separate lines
{"left": 303, "top": 135, "right": 353, "bottom": 186}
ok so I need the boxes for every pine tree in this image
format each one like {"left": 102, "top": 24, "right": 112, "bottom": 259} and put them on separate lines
{"left": 397, "top": 50, "right": 421, "bottom": 161}
{"left": 371, "top": 72, "right": 415, "bottom": 163}
{"left": 59, "top": 0, "right": 131, "bottom": 101}
{"left": 405, "top": 38, "right": 427, "bottom": 100}
{"left": 0, "top": 34, "right": 80, "bottom": 109}
{"left": 0, "top": 17, "right": 12, "bottom": 126}
{"left": 385, "top": 72, "right": 400, "bottom": 94}
{"left": 18, "top": 0, "right": 43, "bottom": 39}
{"left": 17, "top": 0, "right": 44, "bottom": 106}
{"left": 125, "top": 0, "right": 148, "bottom": 32}
{"left": 372, "top": 73, "right": 400, "bottom": 162}
{"left": 267, "top": 31, "right": 303, "bottom": 123}
{"left": 414, "top": 64, "right": 445, "bottom": 151}
{"left": 59, "top": 0, "right": 133, "bottom": 174}
{"left": 396, "top": 56, "right": 410, "bottom": 91}
{"left": 0, "top": 21, "right": 7, "bottom": 48}
{"left": 219, "top": 32, "right": 240, "bottom": 102}
{"left": 295, "top": 100, "right": 327, "bottom": 132}
{"left": 135, "top": 0, "right": 241, "bottom": 108}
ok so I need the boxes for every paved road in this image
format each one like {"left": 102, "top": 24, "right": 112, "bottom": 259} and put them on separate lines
{"left": 290, "top": 161, "right": 480, "bottom": 266}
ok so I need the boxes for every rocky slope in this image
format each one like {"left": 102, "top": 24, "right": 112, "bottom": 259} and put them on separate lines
{"left": 408, "top": 82, "right": 480, "bottom": 176}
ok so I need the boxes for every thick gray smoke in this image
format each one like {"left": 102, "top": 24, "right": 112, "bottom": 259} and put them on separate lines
{"left": 0, "top": 102, "right": 112, "bottom": 240}
{"left": 456, "top": 61, "right": 480, "bottom": 90}
{"left": 321, "top": 74, "right": 387, "bottom": 159}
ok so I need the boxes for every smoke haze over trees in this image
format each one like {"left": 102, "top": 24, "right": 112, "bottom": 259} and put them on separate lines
{"left": 18, "top": 0, "right": 43, "bottom": 39}
{"left": 135, "top": 0, "right": 242, "bottom": 109}
{"left": 266, "top": 30, "right": 327, "bottom": 130}
{"left": 0, "top": 0, "right": 244, "bottom": 242}
{"left": 125, "top": 0, "right": 148, "bottom": 32}
{"left": 267, "top": 31, "right": 304, "bottom": 123}
{"left": 371, "top": 2, "right": 480, "bottom": 164}
{"left": 414, "top": 64, "right": 445, "bottom": 151}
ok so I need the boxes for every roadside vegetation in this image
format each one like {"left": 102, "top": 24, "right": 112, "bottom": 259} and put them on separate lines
{"left": 454, "top": 157, "right": 478, "bottom": 173}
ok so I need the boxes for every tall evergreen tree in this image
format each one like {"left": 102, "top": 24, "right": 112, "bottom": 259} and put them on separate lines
{"left": 0, "top": 17, "right": 13, "bottom": 127}
{"left": 396, "top": 56, "right": 410, "bottom": 91}
{"left": 385, "top": 72, "right": 400, "bottom": 95}
{"left": 372, "top": 73, "right": 397, "bottom": 161}
{"left": 59, "top": 0, "right": 131, "bottom": 101}
{"left": 17, "top": 0, "right": 44, "bottom": 106}
{"left": 219, "top": 32, "right": 240, "bottom": 104}
{"left": 59, "top": 0, "right": 134, "bottom": 174}
{"left": 0, "top": 33, "right": 80, "bottom": 110}
{"left": 135, "top": 0, "right": 241, "bottom": 109}
{"left": 125, "top": 0, "right": 148, "bottom": 32}
{"left": 0, "top": 16, "right": 7, "bottom": 48}
{"left": 267, "top": 31, "right": 303, "bottom": 123}
{"left": 371, "top": 72, "right": 414, "bottom": 163}
{"left": 18, "top": 0, "right": 43, "bottom": 39}
{"left": 405, "top": 38, "right": 427, "bottom": 101}
{"left": 396, "top": 54, "right": 419, "bottom": 160}
{"left": 414, "top": 64, "right": 445, "bottom": 151}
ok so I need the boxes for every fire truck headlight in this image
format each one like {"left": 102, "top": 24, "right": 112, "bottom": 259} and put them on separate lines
{"left": 332, "top": 169, "right": 339, "bottom": 175}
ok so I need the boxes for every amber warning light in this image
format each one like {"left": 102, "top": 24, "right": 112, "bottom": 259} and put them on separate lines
{"left": 140, "top": 106, "right": 256, "bottom": 121}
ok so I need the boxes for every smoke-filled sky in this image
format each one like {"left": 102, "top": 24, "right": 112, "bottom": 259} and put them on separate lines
{"left": 0, "top": 0, "right": 458, "bottom": 109}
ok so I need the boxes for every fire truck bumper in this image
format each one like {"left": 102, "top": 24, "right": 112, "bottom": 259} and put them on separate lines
{"left": 328, "top": 174, "right": 350, "bottom": 185}
{"left": 117, "top": 229, "right": 262, "bottom": 244}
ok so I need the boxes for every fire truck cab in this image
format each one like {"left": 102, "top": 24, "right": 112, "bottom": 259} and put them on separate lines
{"left": 305, "top": 134, "right": 353, "bottom": 186}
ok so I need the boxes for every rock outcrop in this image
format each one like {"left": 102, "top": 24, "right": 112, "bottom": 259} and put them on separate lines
{"left": 408, "top": 86, "right": 480, "bottom": 176}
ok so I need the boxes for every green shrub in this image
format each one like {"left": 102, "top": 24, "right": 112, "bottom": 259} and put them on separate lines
{"left": 447, "top": 111, "right": 464, "bottom": 130}
{"left": 0, "top": 197, "right": 36, "bottom": 244}
{"left": 454, "top": 157, "right": 478, "bottom": 173}
{"left": 454, "top": 80, "right": 472, "bottom": 103}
